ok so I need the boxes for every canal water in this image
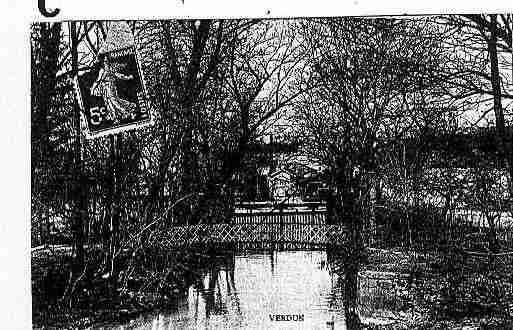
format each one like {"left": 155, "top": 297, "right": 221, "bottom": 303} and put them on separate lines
{"left": 93, "top": 250, "right": 401, "bottom": 330}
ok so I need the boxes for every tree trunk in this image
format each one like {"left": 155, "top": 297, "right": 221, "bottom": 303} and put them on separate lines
{"left": 486, "top": 216, "right": 501, "bottom": 253}
{"left": 343, "top": 205, "right": 363, "bottom": 330}
{"left": 31, "top": 22, "right": 61, "bottom": 246}
{"left": 179, "top": 105, "right": 197, "bottom": 224}
{"left": 336, "top": 165, "right": 363, "bottom": 330}
{"left": 486, "top": 14, "right": 507, "bottom": 252}
{"left": 104, "top": 135, "right": 121, "bottom": 287}
{"left": 70, "top": 21, "right": 86, "bottom": 277}
{"left": 488, "top": 15, "right": 513, "bottom": 187}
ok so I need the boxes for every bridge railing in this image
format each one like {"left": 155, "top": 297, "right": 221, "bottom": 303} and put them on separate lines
{"left": 152, "top": 208, "right": 348, "bottom": 248}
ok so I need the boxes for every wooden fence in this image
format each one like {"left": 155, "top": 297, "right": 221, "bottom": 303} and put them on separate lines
{"left": 233, "top": 209, "right": 326, "bottom": 225}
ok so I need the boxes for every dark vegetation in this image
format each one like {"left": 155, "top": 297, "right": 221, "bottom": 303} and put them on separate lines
{"left": 362, "top": 204, "right": 513, "bottom": 328}
{"left": 32, "top": 246, "right": 234, "bottom": 328}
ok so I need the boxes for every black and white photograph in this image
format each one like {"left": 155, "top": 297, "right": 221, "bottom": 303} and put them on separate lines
{"left": 29, "top": 13, "right": 513, "bottom": 329}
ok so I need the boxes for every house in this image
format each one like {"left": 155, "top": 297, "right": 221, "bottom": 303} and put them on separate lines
{"left": 290, "top": 162, "right": 329, "bottom": 202}
{"left": 268, "top": 169, "right": 295, "bottom": 201}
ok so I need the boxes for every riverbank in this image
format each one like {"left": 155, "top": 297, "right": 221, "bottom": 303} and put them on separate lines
{"left": 32, "top": 245, "right": 227, "bottom": 329}
{"left": 33, "top": 294, "right": 178, "bottom": 329}
{"left": 361, "top": 247, "right": 513, "bottom": 329}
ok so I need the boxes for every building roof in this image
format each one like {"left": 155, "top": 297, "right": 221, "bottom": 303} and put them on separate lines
{"left": 269, "top": 168, "right": 294, "bottom": 180}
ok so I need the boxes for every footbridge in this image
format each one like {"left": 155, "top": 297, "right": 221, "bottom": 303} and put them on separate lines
{"left": 152, "top": 209, "right": 349, "bottom": 250}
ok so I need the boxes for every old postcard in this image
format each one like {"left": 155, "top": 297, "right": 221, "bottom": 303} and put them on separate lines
{"left": 3, "top": 0, "right": 513, "bottom": 329}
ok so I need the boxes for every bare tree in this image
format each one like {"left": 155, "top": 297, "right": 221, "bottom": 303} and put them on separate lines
{"left": 438, "top": 14, "right": 512, "bottom": 195}
{"left": 295, "top": 17, "right": 452, "bottom": 328}
{"left": 433, "top": 14, "right": 513, "bottom": 251}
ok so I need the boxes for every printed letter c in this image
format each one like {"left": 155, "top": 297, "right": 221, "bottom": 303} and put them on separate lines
{"left": 38, "top": 0, "right": 60, "bottom": 17}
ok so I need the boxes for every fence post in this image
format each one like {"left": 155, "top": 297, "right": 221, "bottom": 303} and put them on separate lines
{"left": 280, "top": 208, "right": 284, "bottom": 243}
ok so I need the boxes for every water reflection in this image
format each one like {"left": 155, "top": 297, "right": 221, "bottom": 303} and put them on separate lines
{"left": 95, "top": 250, "right": 403, "bottom": 330}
